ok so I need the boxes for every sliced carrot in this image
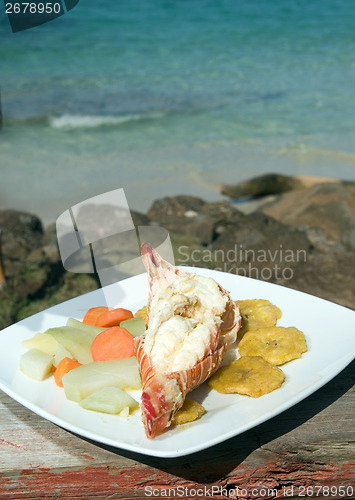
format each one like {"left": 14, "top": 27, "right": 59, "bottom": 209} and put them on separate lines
{"left": 54, "top": 357, "right": 81, "bottom": 387}
{"left": 91, "top": 326, "right": 135, "bottom": 361}
{"left": 83, "top": 306, "right": 109, "bottom": 325}
{"left": 94, "top": 307, "right": 134, "bottom": 328}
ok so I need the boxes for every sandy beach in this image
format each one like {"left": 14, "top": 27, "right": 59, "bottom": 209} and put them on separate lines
{"left": 1, "top": 130, "right": 355, "bottom": 225}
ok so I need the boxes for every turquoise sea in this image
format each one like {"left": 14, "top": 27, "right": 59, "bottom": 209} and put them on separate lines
{"left": 1, "top": 0, "right": 355, "bottom": 224}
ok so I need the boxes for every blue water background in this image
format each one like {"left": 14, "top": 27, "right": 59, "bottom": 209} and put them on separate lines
{"left": 0, "top": 0, "right": 355, "bottom": 223}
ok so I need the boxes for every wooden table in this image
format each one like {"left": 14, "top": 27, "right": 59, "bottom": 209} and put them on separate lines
{"left": 0, "top": 361, "right": 353, "bottom": 499}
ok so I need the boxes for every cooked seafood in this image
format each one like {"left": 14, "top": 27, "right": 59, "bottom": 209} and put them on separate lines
{"left": 134, "top": 244, "right": 241, "bottom": 438}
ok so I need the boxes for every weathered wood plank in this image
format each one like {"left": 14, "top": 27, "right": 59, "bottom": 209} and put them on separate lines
{"left": 0, "top": 462, "right": 353, "bottom": 499}
{"left": 0, "top": 362, "right": 354, "bottom": 499}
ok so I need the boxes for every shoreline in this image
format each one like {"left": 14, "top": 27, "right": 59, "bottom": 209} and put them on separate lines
{"left": 2, "top": 131, "right": 355, "bottom": 227}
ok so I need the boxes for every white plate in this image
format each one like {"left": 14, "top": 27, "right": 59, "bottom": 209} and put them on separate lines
{"left": 0, "top": 268, "right": 354, "bottom": 458}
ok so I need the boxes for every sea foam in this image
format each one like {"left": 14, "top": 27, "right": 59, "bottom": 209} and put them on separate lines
{"left": 49, "top": 113, "right": 163, "bottom": 129}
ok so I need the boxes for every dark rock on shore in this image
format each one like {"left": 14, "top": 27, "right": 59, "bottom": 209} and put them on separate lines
{"left": 147, "top": 196, "right": 214, "bottom": 245}
{"left": 261, "top": 182, "right": 355, "bottom": 248}
{"left": 0, "top": 175, "right": 354, "bottom": 329}
{"left": 147, "top": 196, "right": 205, "bottom": 219}
{"left": 0, "top": 210, "right": 99, "bottom": 328}
{"left": 221, "top": 173, "right": 338, "bottom": 200}
{"left": 0, "top": 210, "right": 43, "bottom": 255}
{"left": 131, "top": 210, "right": 150, "bottom": 227}
{"left": 221, "top": 173, "right": 303, "bottom": 199}
{"left": 0, "top": 210, "right": 50, "bottom": 297}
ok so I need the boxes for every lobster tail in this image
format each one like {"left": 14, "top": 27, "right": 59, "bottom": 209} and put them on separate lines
{"left": 135, "top": 332, "right": 226, "bottom": 438}
{"left": 135, "top": 244, "right": 241, "bottom": 438}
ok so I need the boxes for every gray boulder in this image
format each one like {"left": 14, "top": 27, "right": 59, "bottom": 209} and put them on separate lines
{"left": 221, "top": 173, "right": 340, "bottom": 200}
{"left": 221, "top": 173, "right": 305, "bottom": 199}
{"left": 262, "top": 182, "right": 355, "bottom": 248}
{"left": 147, "top": 195, "right": 214, "bottom": 245}
{"left": 0, "top": 210, "right": 52, "bottom": 297}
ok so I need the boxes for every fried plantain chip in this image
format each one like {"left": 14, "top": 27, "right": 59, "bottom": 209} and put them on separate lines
{"left": 172, "top": 398, "right": 205, "bottom": 425}
{"left": 134, "top": 306, "right": 148, "bottom": 326}
{"left": 238, "top": 326, "right": 307, "bottom": 365}
{"left": 235, "top": 299, "right": 281, "bottom": 336}
{"left": 208, "top": 356, "right": 285, "bottom": 398}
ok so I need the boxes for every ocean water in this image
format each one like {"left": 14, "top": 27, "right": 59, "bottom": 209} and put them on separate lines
{"left": 1, "top": 0, "right": 355, "bottom": 224}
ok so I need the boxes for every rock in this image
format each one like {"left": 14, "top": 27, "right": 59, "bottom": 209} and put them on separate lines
{"left": 209, "top": 209, "right": 312, "bottom": 282}
{"left": 297, "top": 226, "right": 337, "bottom": 254}
{"left": 42, "top": 223, "right": 61, "bottom": 263}
{"left": 341, "top": 223, "right": 355, "bottom": 250}
{"left": 147, "top": 196, "right": 206, "bottom": 219}
{"left": 42, "top": 222, "right": 58, "bottom": 246}
{"left": 221, "top": 173, "right": 338, "bottom": 199}
{"left": 279, "top": 249, "right": 355, "bottom": 310}
{"left": 0, "top": 209, "right": 98, "bottom": 329}
{"left": 162, "top": 198, "right": 312, "bottom": 281}
{"left": 0, "top": 210, "right": 52, "bottom": 297}
{"left": 147, "top": 196, "right": 214, "bottom": 245}
{"left": 0, "top": 245, "right": 4, "bottom": 291}
{"left": 221, "top": 173, "right": 305, "bottom": 199}
{"left": 170, "top": 233, "right": 206, "bottom": 267}
{"left": 200, "top": 200, "right": 243, "bottom": 227}
{"left": 261, "top": 182, "right": 355, "bottom": 246}
{"left": 10, "top": 261, "right": 50, "bottom": 299}
{"left": 15, "top": 273, "right": 99, "bottom": 322}
{"left": 0, "top": 210, "right": 43, "bottom": 260}
{"left": 181, "top": 214, "right": 214, "bottom": 246}
{"left": 130, "top": 210, "right": 150, "bottom": 227}
{"left": 0, "top": 289, "right": 15, "bottom": 327}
